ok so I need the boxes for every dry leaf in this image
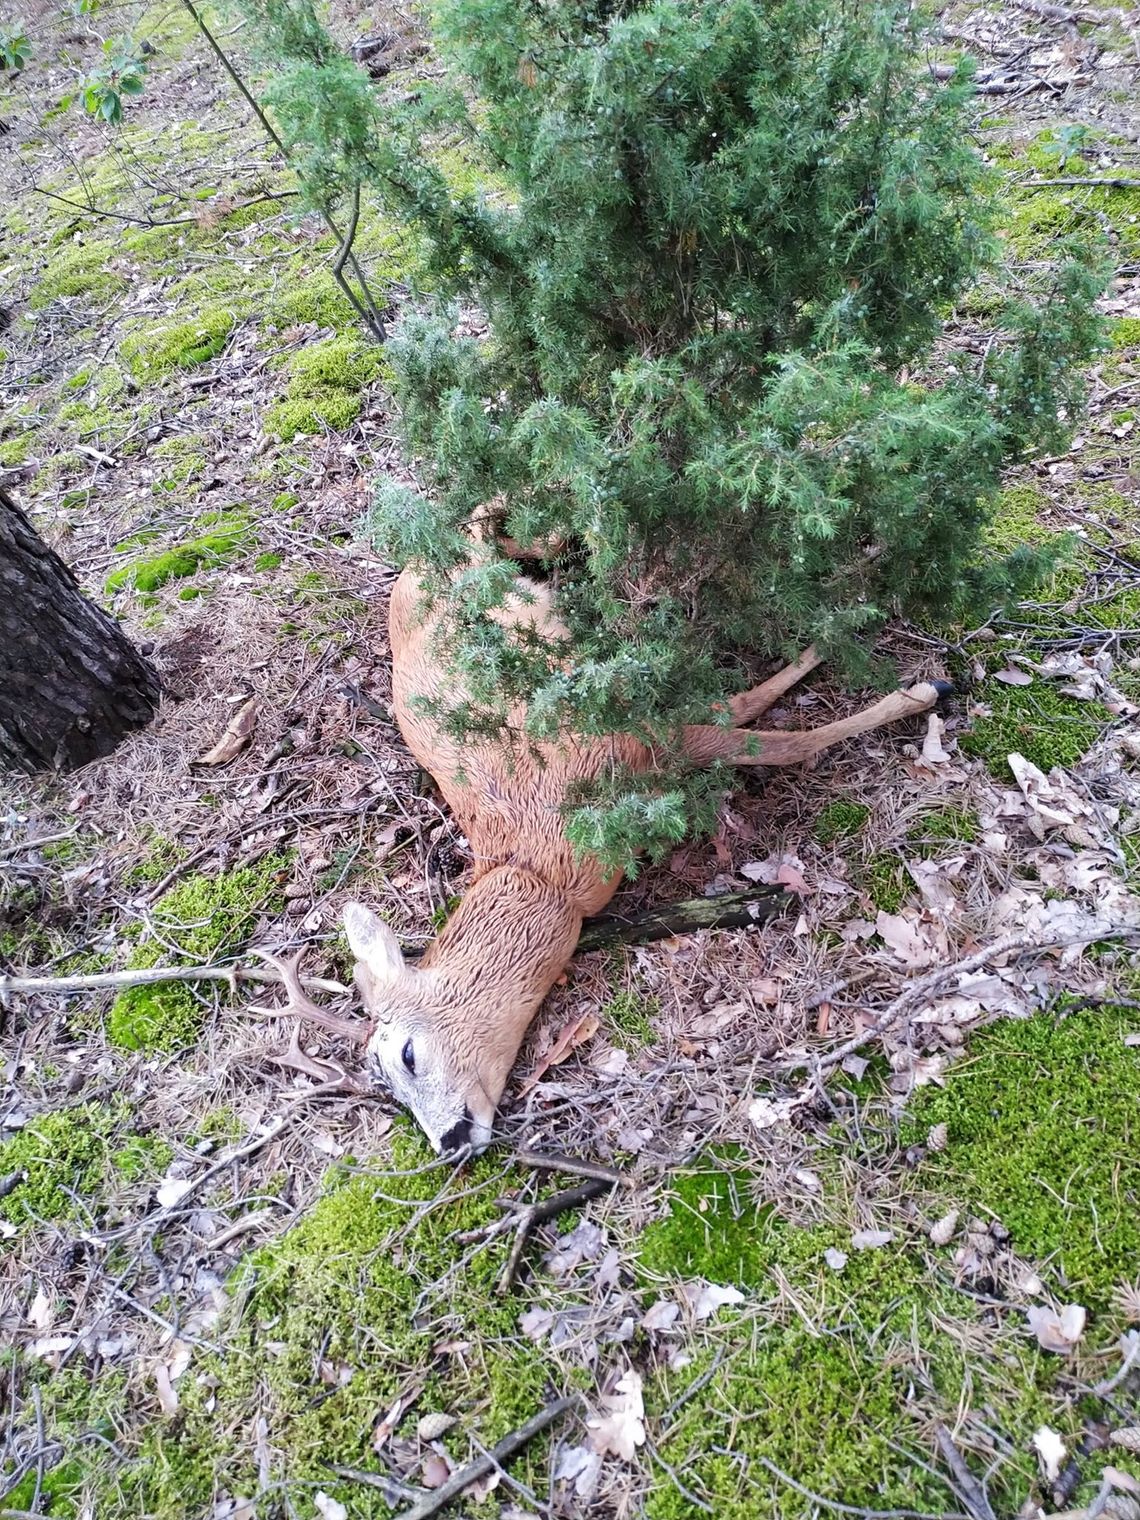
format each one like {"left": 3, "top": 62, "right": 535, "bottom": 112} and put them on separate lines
{"left": 155, "top": 1177, "right": 194, "bottom": 1210}
{"left": 1027, "top": 1302, "right": 1086, "bottom": 1353}
{"left": 748, "top": 1094, "right": 804, "bottom": 1130}
{"left": 929, "top": 1210, "right": 959, "bottom": 1247}
{"left": 875, "top": 911, "right": 943, "bottom": 969}
{"left": 688, "top": 1282, "right": 746, "bottom": 1320}
{"left": 518, "top": 1012, "right": 599, "bottom": 1094}
{"left": 587, "top": 1370, "right": 646, "bottom": 1462}
{"left": 196, "top": 697, "right": 259, "bottom": 767}
{"left": 154, "top": 1362, "right": 179, "bottom": 1416}
{"left": 420, "top": 1453, "right": 452, "bottom": 1489}
{"left": 641, "top": 1299, "right": 681, "bottom": 1332}
{"left": 1112, "top": 1429, "right": 1140, "bottom": 1455}
{"left": 927, "top": 1123, "right": 949, "bottom": 1152}
{"left": 1033, "top": 1425, "right": 1067, "bottom": 1481}
{"left": 314, "top": 1494, "right": 348, "bottom": 1520}
{"left": 994, "top": 668, "right": 1034, "bottom": 686}
{"left": 28, "top": 1285, "right": 52, "bottom": 1331}
{"left": 851, "top": 1229, "right": 893, "bottom": 1250}
{"left": 824, "top": 1248, "right": 848, "bottom": 1271}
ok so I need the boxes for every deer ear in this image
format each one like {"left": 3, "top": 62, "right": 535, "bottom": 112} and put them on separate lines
{"left": 343, "top": 903, "right": 406, "bottom": 981}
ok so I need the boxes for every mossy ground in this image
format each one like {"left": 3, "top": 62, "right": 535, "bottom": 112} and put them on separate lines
{"left": 105, "top": 512, "right": 254, "bottom": 598}
{"left": 9, "top": 1130, "right": 569, "bottom": 1518}
{"left": 639, "top": 1005, "right": 1140, "bottom": 1517}
{"left": 0, "top": 1103, "right": 172, "bottom": 1230}
{"left": 961, "top": 679, "right": 1107, "bottom": 776}
{"left": 106, "top": 855, "right": 289, "bottom": 1051}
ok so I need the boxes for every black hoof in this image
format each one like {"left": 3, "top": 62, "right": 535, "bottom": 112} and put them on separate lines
{"left": 930, "top": 678, "right": 955, "bottom": 700}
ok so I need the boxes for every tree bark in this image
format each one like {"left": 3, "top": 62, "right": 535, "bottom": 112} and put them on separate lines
{"left": 0, "top": 486, "right": 160, "bottom": 773}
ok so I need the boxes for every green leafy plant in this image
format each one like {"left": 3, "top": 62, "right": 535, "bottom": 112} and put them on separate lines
{"left": 0, "top": 25, "right": 30, "bottom": 69}
{"left": 81, "top": 38, "right": 148, "bottom": 123}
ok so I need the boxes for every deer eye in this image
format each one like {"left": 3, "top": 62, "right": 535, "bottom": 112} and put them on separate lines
{"left": 401, "top": 1039, "right": 416, "bottom": 1075}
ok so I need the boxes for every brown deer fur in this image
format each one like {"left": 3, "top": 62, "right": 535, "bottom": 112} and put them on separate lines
{"left": 340, "top": 562, "right": 945, "bottom": 1155}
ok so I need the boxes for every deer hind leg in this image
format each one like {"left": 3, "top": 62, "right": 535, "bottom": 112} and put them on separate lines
{"left": 726, "top": 645, "right": 822, "bottom": 725}
{"left": 684, "top": 680, "right": 951, "bottom": 768}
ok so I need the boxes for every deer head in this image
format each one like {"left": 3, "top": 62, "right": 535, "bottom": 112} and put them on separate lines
{"left": 344, "top": 901, "right": 501, "bottom": 1156}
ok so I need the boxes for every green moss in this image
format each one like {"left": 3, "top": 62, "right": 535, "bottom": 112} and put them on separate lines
{"left": 906, "top": 807, "right": 978, "bottom": 852}
{"left": 119, "top": 304, "right": 239, "bottom": 379}
{"left": 263, "top": 335, "right": 389, "bottom": 441}
{"left": 984, "top": 482, "right": 1061, "bottom": 553}
{"left": 106, "top": 855, "right": 288, "bottom": 1051}
{"left": 813, "top": 799, "right": 870, "bottom": 846}
{"left": 106, "top": 1130, "right": 556, "bottom": 1517}
{"left": 63, "top": 367, "right": 93, "bottom": 392}
{"left": 1110, "top": 316, "right": 1140, "bottom": 349}
{"left": 149, "top": 434, "right": 207, "bottom": 488}
{"left": 0, "top": 433, "right": 32, "bottom": 466}
{"left": 252, "top": 551, "right": 283, "bottom": 572}
{"left": 961, "top": 680, "right": 1106, "bottom": 776}
{"left": 864, "top": 852, "right": 906, "bottom": 914}
{"left": 105, "top": 513, "right": 253, "bottom": 596}
{"left": 905, "top": 1005, "right": 1140, "bottom": 1306}
{"left": 602, "top": 987, "right": 660, "bottom": 1051}
{"left": 639, "top": 1150, "right": 776, "bottom": 1287}
{"left": 264, "top": 269, "right": 359, "bottom": 331}
{"left": 30, "top": 239, "right": 127, "bottom": 309}
{"left": 0, "top": 1105, "right": 115, "bottom": 1227}
{"left": 272, "top": 490, "right": 299, "bottom": 511}
{"left": 640, "top": 1105, "right": 1139, "bottom": 1520}
{"left": 263, "top": 388, "right": 363, "bottom": 439}
{"left": 113, "top": 1133, "right": 174, "bottom": 1182}
{"left": 994, "top": 135, "right": 1140, "bottom": 261}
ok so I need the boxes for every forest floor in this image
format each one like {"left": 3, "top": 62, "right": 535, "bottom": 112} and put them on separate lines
{"left": 1, "top": 1, "right": 1140, "bottom": 1517}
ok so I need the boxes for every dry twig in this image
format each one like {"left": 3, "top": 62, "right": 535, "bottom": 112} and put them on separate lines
{"left": 395, "top": 1396, "right": 580, "bottom": 1520}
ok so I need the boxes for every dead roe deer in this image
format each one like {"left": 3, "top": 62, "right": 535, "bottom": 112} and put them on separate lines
{"left": 263, "top": 559, "right": 948, "bottom": 1156}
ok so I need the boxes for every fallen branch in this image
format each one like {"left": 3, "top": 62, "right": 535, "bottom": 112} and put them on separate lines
{"left": 0, "top": 962, "right": 348, "bottom": 999}
{"left": 0, "top": 886, "right": 787, "bottom": 1004}
{"left": 783, "top": 923, "right": 1140, "bottom": 1074}
{"left": 497, "top": 1178, "right": 613, "bottom": 1295}
{"left": 396, "top": 1396, "right": 580, "bottom": 1520}
{"left": 1025, "top": 176, "right": 1140, "bottom": 189}
{"left": 575, "top": 885, "right": 790, "bottom": 952}
{"left": 513, "top": 1149, "right": 627, "bottom": 1187}
{"left": 933, "top": 1425, "right": 997, "bottom": 1520}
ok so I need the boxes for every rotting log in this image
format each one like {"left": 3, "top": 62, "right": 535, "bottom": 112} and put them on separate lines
{"left": 0, "top": 485, "right": 160, "bottom": 773}
{"left": 575, "top": 883, "right": 792, "bottom": 952}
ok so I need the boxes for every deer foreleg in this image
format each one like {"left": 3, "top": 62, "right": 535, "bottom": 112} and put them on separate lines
{"left": 683, "top": 680, "right": 950, "bottom": 768}
{"left": 726, "top": 645, "right": 822, "bottom": 725}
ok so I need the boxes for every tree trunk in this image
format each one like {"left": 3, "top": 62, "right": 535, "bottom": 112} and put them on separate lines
{"left": 0, "top": 486, "right": 160, "bottom": 773}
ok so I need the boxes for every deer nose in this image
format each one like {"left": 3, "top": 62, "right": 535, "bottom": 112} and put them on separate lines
{"left": 438, "top": 1112, "right": 473, "bottom": 1155}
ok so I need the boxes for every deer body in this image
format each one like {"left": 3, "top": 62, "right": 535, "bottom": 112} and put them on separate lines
{"left": 339, "top": 562, "right": 946, "bottom": 1156}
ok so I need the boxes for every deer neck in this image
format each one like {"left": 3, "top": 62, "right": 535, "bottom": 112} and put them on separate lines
{"left": 420, "top": 865, "right": 582, "bottom": 1056}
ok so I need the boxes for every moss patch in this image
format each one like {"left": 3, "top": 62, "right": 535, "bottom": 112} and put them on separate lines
{"left": 863, "top": 851, "right": 907, "bottom": 914}
{"left": 105, "top": 512, "right": 253, "bottom": 597}
{"left": 120, "top": 304, "right": 240, "bottom": 379}
{"left": 813, "top": 799, "right": 870, "bottom": 846}
{"left": 961, "top": 680, "right": 1106, "bottom": 776}
{"left": 263, "top": 335, "right": 388, "bottom": 441}
{"left": 0, "top": 1106, "right": 168, "bottom": 1230}
{"left": 602, "top": 986, "right": 660, "bottom": 1051}
{"left": 985, "top": 481, "right": 1062, "bottom": 553}
{"left": 148, "top": 434, "right": 207, "bottom": 489}
{"left": 85, "top": 1131, "right": 559, "bottom": 1516}
{"left": 30, "top": 238, "right": 128, "bottom": 309}
{"left": 905, "top": 1004, "right": 1140, "bottom": 1307}
{"left": 106, "top": 855, "right": 288, "bottom": 1051}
